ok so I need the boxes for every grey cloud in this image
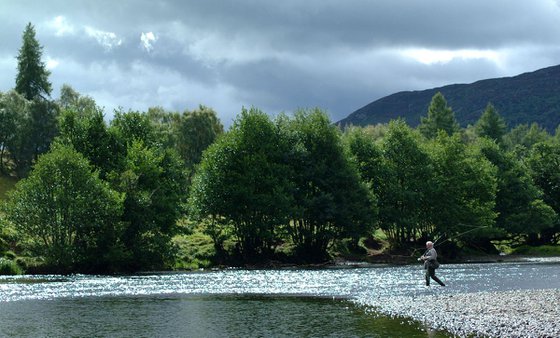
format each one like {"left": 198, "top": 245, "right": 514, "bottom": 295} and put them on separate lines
{"left": 1, "top": 0, "right": 560, "bottom": 126}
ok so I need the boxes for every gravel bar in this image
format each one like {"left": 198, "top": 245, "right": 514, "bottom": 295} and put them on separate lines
{"left": 365, "top": 289, "right": 560, "bottom": 337}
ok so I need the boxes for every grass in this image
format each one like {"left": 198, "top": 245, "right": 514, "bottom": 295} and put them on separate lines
{"left": 172, "top": 232, "right": 216, "bottom": 270}
{"left": 513, "top": 245, "right": 560, "bottom": 256}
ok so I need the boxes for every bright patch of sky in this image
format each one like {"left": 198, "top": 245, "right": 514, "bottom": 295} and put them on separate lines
{"left": 140, "top": 32, "right": 157, "bottom": 52}
{"left": 46, "top": 57, "right": 59, "bottom": 70}
{"left": 85, "top": 26, "right": 122, "bottom": 51}
{"left": 47, "top": 16, "right": 74, "bottom": 36}
{"left": 402, "top": 48, "right": 502, "bottom": 66}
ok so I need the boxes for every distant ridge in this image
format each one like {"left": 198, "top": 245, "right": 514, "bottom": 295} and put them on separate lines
{"left": 338, "top": 64, "right": 560, "bottom": 132}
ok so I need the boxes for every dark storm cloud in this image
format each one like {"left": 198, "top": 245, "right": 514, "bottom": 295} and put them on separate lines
{"left": 1, "top": 0, "right": 560, "bottom": 125}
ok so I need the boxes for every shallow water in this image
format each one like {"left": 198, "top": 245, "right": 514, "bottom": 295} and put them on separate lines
{"left": 0, "top": 295, "right": 445, "bottom": 337}
{"left": 1, "top": 259, "right": 559, "bottom": 337}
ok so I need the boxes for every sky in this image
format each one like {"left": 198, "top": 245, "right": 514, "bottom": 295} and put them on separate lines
{"left": 1, "top": 0, "right": 560, "bottom": 128}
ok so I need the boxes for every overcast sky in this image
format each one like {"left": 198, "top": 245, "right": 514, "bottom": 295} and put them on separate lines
{"left": 1, "top": 0, "right": 560, "bottom": 127}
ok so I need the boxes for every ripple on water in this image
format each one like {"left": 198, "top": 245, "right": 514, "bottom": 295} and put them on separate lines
{"left": 1, "top": 261, "right": 560, "bottom": 304}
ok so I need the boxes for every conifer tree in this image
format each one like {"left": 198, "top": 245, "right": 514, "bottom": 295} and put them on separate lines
{"left": 15, "top": 23, "right": 52, "bottom": 100}
{"left": 419, "top": 92, "right": 459, "bottom": 138}
{"left": 475, "top": 103, "right": 507, "bottom": 143}
{"left": 12, "top": 23, "right": 58, "bottom": 176}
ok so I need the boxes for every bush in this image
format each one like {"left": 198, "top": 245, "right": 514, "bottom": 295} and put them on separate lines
{"left": 0, "top": 258, "right": 23, "bottom": 275}
{"left": 3, "top": 143, "right": 124, "bottom": 272}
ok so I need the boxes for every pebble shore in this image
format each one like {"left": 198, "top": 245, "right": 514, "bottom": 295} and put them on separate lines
{"left": 368, "top": 289, "right": 560, "bottom": 337}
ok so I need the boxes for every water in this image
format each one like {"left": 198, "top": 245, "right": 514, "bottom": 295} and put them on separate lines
{"left": 1, "top": 259, "right": 559, "bottom": 337}
{"left": 0, "top": 295, "right": 441, "bottom": 337}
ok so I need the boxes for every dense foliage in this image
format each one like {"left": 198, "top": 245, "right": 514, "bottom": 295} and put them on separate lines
{"left": 3, "top": 143, "right": 123, "bottom": 272}
{"left": 189, "top": 108, "right": 375, "bottom": 262}
{"left": 282, "top": 110, "right": 376, "bottom": 260}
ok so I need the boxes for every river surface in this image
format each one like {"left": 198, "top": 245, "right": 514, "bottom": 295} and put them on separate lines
{"left": 1, "top": 258, "right": 559, "bottom": 337}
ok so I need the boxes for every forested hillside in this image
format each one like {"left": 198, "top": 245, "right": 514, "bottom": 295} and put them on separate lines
{"left": 339, "top": 64, "right": 560, "bottom": 132}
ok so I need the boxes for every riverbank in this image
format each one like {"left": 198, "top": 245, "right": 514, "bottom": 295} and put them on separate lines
{"left": 368, "top": 288, "right": 560, "bottom": 337}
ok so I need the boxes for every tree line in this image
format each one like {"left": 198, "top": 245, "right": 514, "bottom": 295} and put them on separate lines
{"left": 1, "top": 23, "right": 560, "bottom": 273}
{"left": 0, "top": 24, "right": 224, "bottom": 273}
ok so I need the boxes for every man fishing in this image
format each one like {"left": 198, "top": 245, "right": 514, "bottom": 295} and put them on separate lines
{"left": 419, "top": 241, "right": 445, "bottom": 287}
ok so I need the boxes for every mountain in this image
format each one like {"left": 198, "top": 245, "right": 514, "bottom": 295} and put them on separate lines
{"left": 338, "top": 64, "right": 560, "bottom": 132}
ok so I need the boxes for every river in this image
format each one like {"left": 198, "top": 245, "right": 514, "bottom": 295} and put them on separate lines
{"left": 1, "top": 258, "right": 559, "bottom": 337}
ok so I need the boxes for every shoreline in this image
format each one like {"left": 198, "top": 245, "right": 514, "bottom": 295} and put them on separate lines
{"left": 368, "top": 288, "right": 560, "bottom": 337}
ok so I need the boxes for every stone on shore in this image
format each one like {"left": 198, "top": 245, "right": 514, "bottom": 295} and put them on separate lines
{"left": 363, "top": 289, "right": 560, "bottom": 337}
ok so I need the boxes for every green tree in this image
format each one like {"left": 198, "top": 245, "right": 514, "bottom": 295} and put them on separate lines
{"left": 12, "top": 23, "right": 58, "bottom": 172}
{"left": 106, "top": 109, "right": 157, "bottom": 174}
{"left": 342, "top": 126, "right": 386, "bottom": 242}
{"left": 146, "top": 106, "right": 180, "bottom": 150}
{"left": 419, "top": 92, "right": 459, "bottom": 139}
{"left": 503, "top": 123, "right": 551, "bottom": 155}
{"left": 342, "top": 126, "right": 385, "bottom": 187}
{"left": 478, "top": 139, "right": 555, "bottom": 239}
{"left": 1, "top": 91, "right": 35, "bottom": 177}
{"left": 109, "top": 141, "right": 187, "bottom": 270}
{"left": 105, "top": 109, "right": 188, "bottom": 270}
{"left": 176, "top": 105, "right": 223, "bottom": 171}
{"left": 57, "top": 86, "right": 118, "bottom": 177}
{"left": 0, "top": 91, "right": 29, "bottom": 174}
{"left": 58, "top": 84, "right": 98, "bottom": 114}
{"left": 110, "top": 109, "right": 157, "bottom": 149}
{"left": 475, "top": 103, "right": 507, "bottom": 143}
{"left": 190, "top": 108, "right": 293, "bottom": 260}
{"left": 15, "top": 23, "right": 52, "bottom": 100}
{"left": 377, "top": 120, "right": 433, "bottom": 246}
{"left": 3, "top": 143, "right": 123, "bottom": 272}
{"left": 28, "top": 99, "right": 59, "bottom": 161}
{"left": 284, "top": 109, "right": 376, "bottom": 260}
{"left": 188, "top": 132, "right": 237, "bottom": 258}
{"left": 426, "top": 133, "right": 497, "bottom": 253}
{"left": 527, "top": 141, "right": 560, "bottom": 243}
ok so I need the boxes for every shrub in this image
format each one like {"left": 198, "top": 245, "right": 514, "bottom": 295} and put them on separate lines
{"left": 0, "top": 258, "right": 23, "bottom": 275}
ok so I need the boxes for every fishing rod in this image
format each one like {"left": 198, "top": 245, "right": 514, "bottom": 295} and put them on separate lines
{"left": 433, "top": 225, "right": 489, "bottom": 247}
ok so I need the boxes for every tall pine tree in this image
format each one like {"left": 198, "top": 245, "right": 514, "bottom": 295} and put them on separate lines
{"left": 12, "top": 23, "right": 58, "bottom": 176}
{"left": 15, "top": 23, "right": 52, "bottom": 100}
{"left": 419, "top": 92, "right": 459, "bottom": 139}
{"left": 475, "top": 103, "right": 507, "bottom": 143}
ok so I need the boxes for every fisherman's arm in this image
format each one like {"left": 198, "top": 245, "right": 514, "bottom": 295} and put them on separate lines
{"left": 421, "top": 249, "right": 436, "bottom": 261}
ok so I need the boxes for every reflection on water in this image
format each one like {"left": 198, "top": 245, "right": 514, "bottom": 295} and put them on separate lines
{"left": 1, "top": 260, "right": 559, "bottom": 337}
{"left": 0, "top": 295, "right": 445, "bottom": 338}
